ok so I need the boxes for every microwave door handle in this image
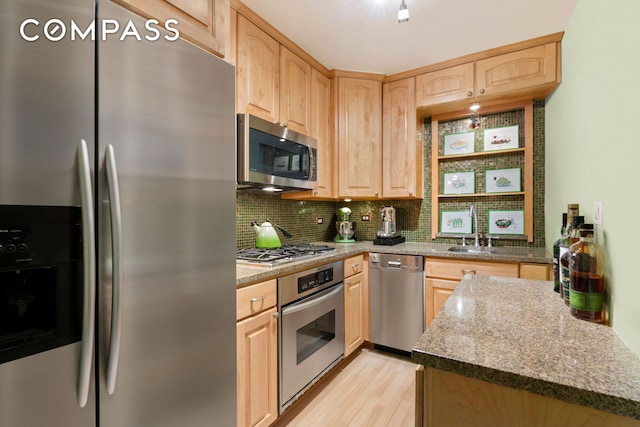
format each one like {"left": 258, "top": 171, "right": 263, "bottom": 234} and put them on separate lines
{"left": 307, "top": 147, "right": 315, "bottom": 179}
{"left": 282, "top": 284, "right": 343, "bottom": 316}
{"left": 77, "top": 139, "right": 96, "bottom": 408}
{"left": 105, "top": 145, "right": 124, "bottom": 395}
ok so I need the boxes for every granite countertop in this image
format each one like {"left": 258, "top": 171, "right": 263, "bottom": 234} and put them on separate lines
{"left": 236, "top": 241, "right": 551, "bottom": 287}
{"left": 411, "top": 274, "right": 640, "bottom": 420}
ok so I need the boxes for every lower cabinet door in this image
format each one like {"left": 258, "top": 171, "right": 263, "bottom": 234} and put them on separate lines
{"left": 345, "top": 272, "right": 365, "bottom": 356}
{"left": 237, "top": 307, "right": 278, "bottom": 427}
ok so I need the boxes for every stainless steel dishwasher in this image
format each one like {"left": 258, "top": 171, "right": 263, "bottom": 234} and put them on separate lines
{"left": 369, "top": 253, "right": 424, "bottom": 353}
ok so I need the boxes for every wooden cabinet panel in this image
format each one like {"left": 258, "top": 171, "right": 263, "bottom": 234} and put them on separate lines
{"left": 519, "top": 263, "right": 551, "bottom": 281}
{"left": 425, "top": 258, "right": 518, "bottom": 281}
{"left": 422, "top": 367, "right": 640, "bottom": 427}
{"left": 279, "top": 47, "right": 311, "bottom": 135}
{"left": 344, "top": 254, "right": 364, "bottom": 278}
{"left": 345, "top": 271, "right": 365, "bottom": 357}
{"left": 236, "top": 15, "right": 279, "bottom": 122}
{"left": 337, "top": 78, "right": 382, "bottom": 198}
{"left": 115, "top": 0, "right": 228, "bottom": 57}
{"left": 415, "top": 63, "right": 474, "bottom": 108}
{"left": 475, "top": 43, "right": 558, "bottom": 98}
{"left": 382, "top": 77, "right": 421, "bottom": 199}
{"left": 425, "top": 278, "right": 457, "bottom": 327}
{"left": 237, "top": 279, "right": 277, "bottom": 321}
{"left": 237, "top": 307, "right": 278, "bottom": 427}
{"left": 310, "top": 69, "right": 333, "bottom": 198}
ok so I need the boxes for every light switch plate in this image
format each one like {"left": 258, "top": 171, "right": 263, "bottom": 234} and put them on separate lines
{"left": 593, "top": 202, "right": 603, "bottom": 225}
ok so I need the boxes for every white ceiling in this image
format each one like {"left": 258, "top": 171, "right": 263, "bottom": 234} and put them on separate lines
{"left": 240, "top": 0, "right": 577, "bottom": 75}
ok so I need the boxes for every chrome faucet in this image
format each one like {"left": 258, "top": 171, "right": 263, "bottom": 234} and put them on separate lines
{"left": 469, "top": 205, "right": 480, "bottom": 247}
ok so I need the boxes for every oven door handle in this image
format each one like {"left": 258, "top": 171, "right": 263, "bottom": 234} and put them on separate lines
{"left": 281, "top": 284, "right": 343, "bottom": 316}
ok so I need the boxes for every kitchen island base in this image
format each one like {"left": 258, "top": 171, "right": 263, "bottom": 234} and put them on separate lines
{"left": 416, "top": 366, "right": 640, "bottom": 427}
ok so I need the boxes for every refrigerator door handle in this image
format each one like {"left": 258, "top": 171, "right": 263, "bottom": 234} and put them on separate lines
{"left": 77, "top": 139, "right": 96, "bottom": 408}
{"left": 105, "top": 144, "right": 123, "bottom": 395}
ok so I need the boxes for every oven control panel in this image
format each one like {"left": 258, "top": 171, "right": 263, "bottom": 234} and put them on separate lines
{"left": 298, "top": 268, "right": 334, "bottom": 293}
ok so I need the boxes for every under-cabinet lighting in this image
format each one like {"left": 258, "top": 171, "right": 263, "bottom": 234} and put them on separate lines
{"left": 469, "top": 103, "right": 480, "bottom": 111}
{"left": 263, "top": 186, "right": 283, "bottom": 192}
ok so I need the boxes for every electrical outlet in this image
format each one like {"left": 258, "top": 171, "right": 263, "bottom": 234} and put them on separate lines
{"left": 361, "top": 215, "right": 370, "bottom": 222}
{"left": 593, "top": 202, "right": 603, "bottom": 225}
{"left": 316, "top": 217, "right": 323, "bottom": 225}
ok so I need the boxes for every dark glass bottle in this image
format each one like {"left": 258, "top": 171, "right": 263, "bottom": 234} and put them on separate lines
{"left": 569, "top": 224, "right": 605, "bottom": 323}
{"left": 552, "top": 213, "right": 567, "bottom": 292}
{"left": 560, "top": 215, "right": 584, "bottom": 305}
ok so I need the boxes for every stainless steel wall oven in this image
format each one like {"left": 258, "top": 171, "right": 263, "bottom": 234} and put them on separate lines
{"left": 277, "top": 261, "right": 344, "bottom": 413}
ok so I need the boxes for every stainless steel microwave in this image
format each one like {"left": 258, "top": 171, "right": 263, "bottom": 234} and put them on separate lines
{"left": 237, "top": 114, "right": 318, "bottom": 192}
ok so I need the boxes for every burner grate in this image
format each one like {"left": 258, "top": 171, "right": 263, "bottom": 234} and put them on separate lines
{"left": 236, "top": 244, "right": 335, "bottom": 265}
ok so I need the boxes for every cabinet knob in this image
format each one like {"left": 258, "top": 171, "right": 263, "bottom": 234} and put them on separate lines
{"left": 273, "top": 312, "right": 280, "bottom": 319}
{"left": 352, "top": 263, "right": 359, "bottom": 271}
{"left": 467, "top": 91, "right": 473, "bottom": 97}
{"left": 479, "top": 88, "right": 485, "bottom": 95}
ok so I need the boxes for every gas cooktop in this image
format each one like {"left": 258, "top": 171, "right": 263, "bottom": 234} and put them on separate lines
{"left": 236, "top": 243, "right": 336, "bottom": 267}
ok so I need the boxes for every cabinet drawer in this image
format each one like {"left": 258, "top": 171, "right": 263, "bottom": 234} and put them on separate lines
{"left": 519, "top": 263, "right": 551, "bottom": 280}
{"left": 425, "top": 258, "right": 518, "bottom": 280}
{"left": 344, "top": 254, "right": 364, "bottom": 277}
{"left": 236, "top": 279, "right": 277, "bottom": 321}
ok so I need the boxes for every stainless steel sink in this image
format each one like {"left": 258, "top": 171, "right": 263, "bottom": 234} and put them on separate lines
{"left": 448, "top": 246, "right": 496, "bottom": 254}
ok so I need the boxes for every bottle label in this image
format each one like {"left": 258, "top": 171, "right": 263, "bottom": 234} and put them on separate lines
{"left": 569, "top": 289, "right": 604, "bottom": 312}
{"left": 559, "top": 247, "right": 570, "bottom": 300}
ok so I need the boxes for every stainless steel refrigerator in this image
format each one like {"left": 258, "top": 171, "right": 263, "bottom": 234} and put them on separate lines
{"left": 0, "top": 0, "right": 237, "bottom": 425}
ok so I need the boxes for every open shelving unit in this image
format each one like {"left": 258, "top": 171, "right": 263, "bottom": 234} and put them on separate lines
{"left": 430, "top": 100, "right": 534, "bottom": 242}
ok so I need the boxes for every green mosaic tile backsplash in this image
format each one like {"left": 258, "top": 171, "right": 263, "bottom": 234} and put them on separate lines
{"left": 236, "top": 100, "right": 546, "bottom": 249}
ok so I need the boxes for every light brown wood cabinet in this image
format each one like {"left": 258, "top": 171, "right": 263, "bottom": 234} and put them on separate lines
{"left": 236, "top": 15, "right": 280, "bottom": 122}
{"left": 279, "top": 47, "right": 312, "bottom": 135}
{"left": 281, "top": 67, "right": 334, "bottom": 200}
{"left": 382, "top": 77, "right": 423, "bottom": 199}
{"left": 475, "top": 43, "right": 559, "bottom": 100}
{"left": 519, "top": 262, "right": 551, "bottom": 280}
{"left": 344, "top": 255, "right": 366, "bottom": 356}
{"left": 415, "top": 63, "right": 474, "bottom": 109}
{"left": 237, "top": 279, "right": 278, "bottom": 427}
{"left": 114, "top": 0, "right": 228, "bottom": 57}
{"left": 416, "top": 42, "right": 559, "bottom": 113}
{"left": 336, "top": 77, "right": 383, "bottom": 199}
{"left": 418, "top": 367, "right": 639, "bottom": 427}
{"left": 424, "top": 258, "right": 519, "bottom": 327}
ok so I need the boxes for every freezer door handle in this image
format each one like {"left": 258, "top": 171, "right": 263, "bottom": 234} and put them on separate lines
{"left": 105, "top": 144, "right": 124, "bottom": 395}
{"left": 77, "top": 139, "right": 96, "bottom": 408}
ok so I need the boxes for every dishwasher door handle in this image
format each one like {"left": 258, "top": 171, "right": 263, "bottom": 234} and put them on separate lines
{"left": 387, "top": 261, "right": 402, "bottom": 269}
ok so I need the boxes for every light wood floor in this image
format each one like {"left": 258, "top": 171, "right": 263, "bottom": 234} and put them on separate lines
{"left": 281, "top": 348, "right": 418, "bottom": 427}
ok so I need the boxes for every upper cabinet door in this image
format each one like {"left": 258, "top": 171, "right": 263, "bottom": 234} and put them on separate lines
{"left": 382, "top": 77, "right": 421, "bottom": 199}
{"left": 310, "top": 69, "right": 333, "bottom": 198}
{"left": 475, "top": 43, "right": 558, "bottom": 98}
{"left": 236, "top": 15, "right": 279, "bottom": 123}
{"left": 337, "top": 77, "right": 382, "bottom": 199}
{"left": 280, "top": 47, "right": 312, "bottom": 134}
{"left": 415, "top": 63, "right": 474, "bottom": 108}
{"left": 116, "top": 0, "right": 229, "bottom": 58}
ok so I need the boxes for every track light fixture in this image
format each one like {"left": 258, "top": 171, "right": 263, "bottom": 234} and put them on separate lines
{"left": 398, "top": 0, "right": 409, "bottom": 23}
